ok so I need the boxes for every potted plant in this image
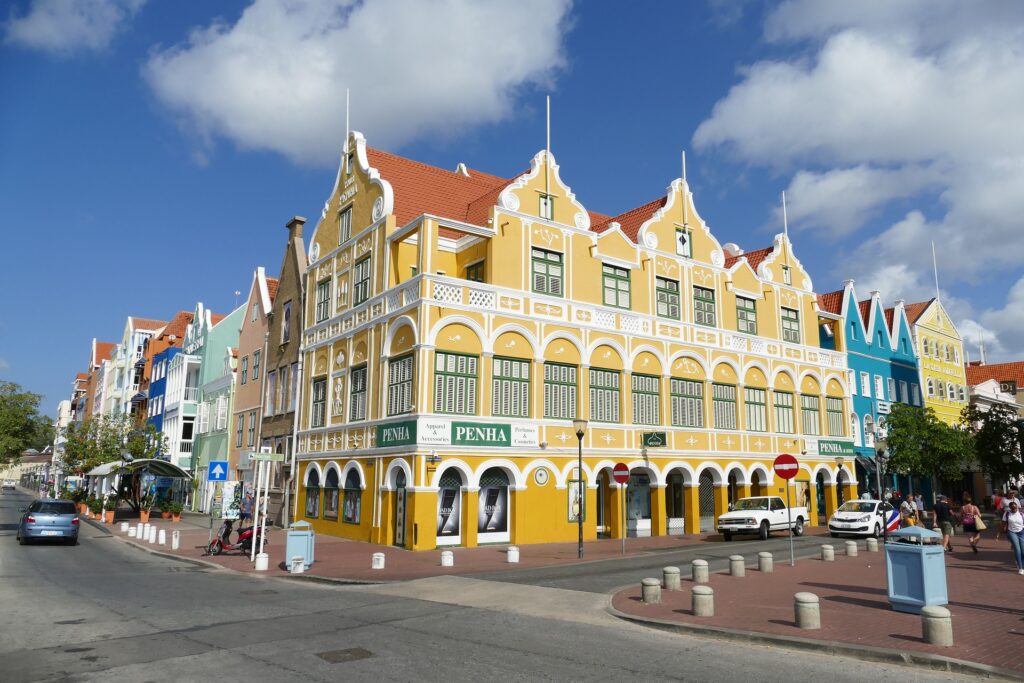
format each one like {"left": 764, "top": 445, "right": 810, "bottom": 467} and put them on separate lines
{"left": 170, "top": 500, "right": 183, "bottom": 523}
{"left": 88, "top": 497, "right": 103, "bottom": 518}
{"left": 72, "top": 489, "right": 88, "bottom": 514}
{"left": 85, "top": 495, "right": 98, "bottom": 518}
{"left": 138, "top": 493, "right": 155, "bottom": 524}
{"left": 159, "top": 499, "right": 173, "bottom": 519}
{"left": 103, "top": 494, "right": 117, "bottom": 524}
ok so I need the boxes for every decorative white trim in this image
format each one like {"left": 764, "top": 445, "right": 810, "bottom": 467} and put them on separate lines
{"left": 499, "top": 150, "right": 590, "bottom": 231}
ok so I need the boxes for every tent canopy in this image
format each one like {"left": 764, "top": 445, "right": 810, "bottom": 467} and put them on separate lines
{"left": 87, "top": 458, "right": 192, "bottom": 479}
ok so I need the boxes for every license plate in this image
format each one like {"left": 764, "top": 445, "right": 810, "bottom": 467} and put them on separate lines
{"left": 40, "top": 530, "right": 61, "bottom": 536}
{"left": 833, "top": 522, "right": 848, "bottom": 528}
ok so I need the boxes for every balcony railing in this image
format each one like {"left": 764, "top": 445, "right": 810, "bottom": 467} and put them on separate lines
{"left": 183, "top": 387, "right": 199, "bottom": 402}
{"left": 179, "top": 440, "right": 194, "bottom": 454}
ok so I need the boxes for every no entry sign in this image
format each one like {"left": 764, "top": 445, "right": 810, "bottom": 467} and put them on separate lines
{"left": 612, "top": 462, "right": 629, "bottom": 484}
{"left": 773, "top": 453, "right": 800, "bottom": 480}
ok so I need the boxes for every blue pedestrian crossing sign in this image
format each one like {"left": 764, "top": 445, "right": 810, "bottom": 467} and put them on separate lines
{"left": 208, "top": 460, "right": 229, "bottom": 481}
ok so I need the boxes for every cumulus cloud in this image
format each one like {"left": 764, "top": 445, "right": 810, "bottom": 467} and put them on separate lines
{"left": 144, "top": 0, "right": 573, "bottom": 165}
{"left": 4, "top": 0, "right": 144, "bottom": 54}
{"left": 959, "top": 276, "right": 1024, "bottom": 363}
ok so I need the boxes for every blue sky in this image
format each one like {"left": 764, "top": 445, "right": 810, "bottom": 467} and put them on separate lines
{"left": 3, "top": 0, "right": 1023, "bottom": 418}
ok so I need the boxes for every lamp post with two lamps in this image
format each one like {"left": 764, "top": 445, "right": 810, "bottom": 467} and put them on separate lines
{"left": 572, "top": 418, "right": 588, "bottom": 559}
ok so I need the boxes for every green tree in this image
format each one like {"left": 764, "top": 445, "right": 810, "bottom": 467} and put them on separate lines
{"left": 0, "top": 381, "right": 54, "bottom": 464}
{"left": 60, "top": 413, "right": 167, "bottom": 475}
{"left": 884, "top": 403, "right": 974, "bottom": 482}
{"left": 962, "top": 403, "right": 1023, "bottom": 483}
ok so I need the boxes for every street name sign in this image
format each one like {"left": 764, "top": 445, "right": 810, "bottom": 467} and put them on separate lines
{"left": 252, "top": 452, "right": 285, "bottom": 462}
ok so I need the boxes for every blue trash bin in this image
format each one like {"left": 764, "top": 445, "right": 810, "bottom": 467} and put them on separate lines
{"left": 286, "top": 520, "right": 315, "bottom": 569}
{"left": 884, "top": 526, "right": 947, "bottom": 614}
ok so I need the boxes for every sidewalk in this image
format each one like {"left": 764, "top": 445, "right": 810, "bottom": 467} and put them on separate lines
{"left": 611, "top": 534, "right": 1024, "bottom": 677}
{"left": 94, "top": 510, "right": 833, "bottom": 581}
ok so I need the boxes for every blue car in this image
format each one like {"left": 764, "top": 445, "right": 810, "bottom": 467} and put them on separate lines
{"left": 17, "top": 499, "right": 80, "bottom": 545}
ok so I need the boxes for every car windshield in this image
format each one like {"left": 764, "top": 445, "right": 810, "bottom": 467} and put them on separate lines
{"left": 29, "top": 501, "right": 77, "bottom": 515}
{"left": 733, "top": 499, "right": 769, "bottom": 511}
{"left": 838, "top": 502, "right": 875, "bottom": 513}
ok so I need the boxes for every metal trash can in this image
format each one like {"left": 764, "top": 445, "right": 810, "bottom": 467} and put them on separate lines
{"left": 884, "top": 526, "right": 947, "bottom": 614}
{"left": 286, "top": 520, "right": 315, "bottom": 569}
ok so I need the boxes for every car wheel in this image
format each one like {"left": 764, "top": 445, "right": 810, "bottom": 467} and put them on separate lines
{"left": 758, "top": 521, "right": 770, "bottom": 541}
{"left": 793, "top": 517, "right": 805, "bottom": 537}
{"left": 19, "top": 535, "right": 28, "bottom": 545}
{"left": 872, "top": 523, "right": 881, "bottom": 538}
{"left": 723, "top": 532, "right": 732, "bottom": 542}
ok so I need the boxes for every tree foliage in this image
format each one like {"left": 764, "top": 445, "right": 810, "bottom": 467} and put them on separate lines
{"left": 884, "top": 403, "right": 974, "bottom": 481}
{"left": 962, "top": 403, "right": 1024, "bottom": 483}
{"left": 0, "top": 381, "right": 54, "bottom": 464}
{"left": 60, "top": 413, "right": 166, "bottom": 475}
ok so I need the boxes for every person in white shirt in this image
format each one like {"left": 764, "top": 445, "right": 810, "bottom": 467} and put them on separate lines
{"left": 1002, "top": 499, "right": 1024, "bottom": 575}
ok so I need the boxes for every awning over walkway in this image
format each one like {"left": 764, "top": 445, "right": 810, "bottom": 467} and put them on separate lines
{"left": 86, "top": 459, "right": 192, "bottom": 479}
{"left": 86, "top": 462, "right": 119, "bottom": 477}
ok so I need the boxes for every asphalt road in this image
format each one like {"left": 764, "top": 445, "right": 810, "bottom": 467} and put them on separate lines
{"left": 0, "top": 489, "right": 971, "bottom": 682}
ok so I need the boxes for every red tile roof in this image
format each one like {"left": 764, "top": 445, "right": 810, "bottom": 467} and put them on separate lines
{"left": 210, "top": 313, "right": 227, "bottom": 326}
{"left": 724, "top": 246, "right": 774, "bottom": 270}
{"left": 858, "top": 300, "right": 873, "bottom": 325}
{"left": 159, "top": 311, "right": 194, "bottom": 341}
{"left": 75, "top": 372, "right": 89, "bottom": 381}
{"left": 816, "top": 290, "right": 844, "bottom": 314}
{"left": 965, "top": 361, "right": 1024, "bottom": 387}
{"left": 593, "top": 197, "right": 664, "bottom": 240}
{"left": 266, "top": 277, "right": 280, "bottom": 304}
{"left": 131, "top": 317, "right": 168, "bottom": 331}
{"left": 903, "top": 299, "right": 934, "bottom": 324}
{"left": 95, "top": 341, "right": 116, "bottom": 363}
{"left": 883, "top": 307, "right": 896, "bottom": 330}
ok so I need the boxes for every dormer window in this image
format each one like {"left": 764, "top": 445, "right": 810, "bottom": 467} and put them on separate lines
{"left": 339, "top": 206, "right": 352, "bottom": 244}
{"left": 346, "top": 152, "right": 355, "bottom": 176}
{"left": 539, "top": 194, "right": 554, "bottom": 220}
{"left": 782, "top": 265, "right": 792, "bottom": 285}
{"left": 676, "top": 228, "right": 691, "bottom": 258}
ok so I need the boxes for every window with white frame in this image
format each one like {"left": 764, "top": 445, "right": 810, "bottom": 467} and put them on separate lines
{"left": 694, "top": 286, "right": 716, "bottom": 326}
{"left": 782, "top": 265, "right": 792, "bottom": 285}
{"left": 851, "top": 413, "right": 861, "bottom": 447}
{"left": 926, "top": 379, "right": 935, "bottom": 397}
{"left": 281, "top": 301, "right": 292, "bottom": 343}
{"left": 235, "top": 414, "right": 244, "bottom": 447}
{"left": 266, "top": 371, "right": 277, "bottom": 414}
{"left": 589, "top": 368, "right": 620, "bottom": 423}
{"left": 911, "top": 383, "right": 921, "bottom": 405}
{"left": 670, "top": 379, "right": 704, "bottom": 427}
{"left": 826, "top": 397, "right": 844, "bottom": 436}
{"left": 860, "top": 372, "right": 871, "bottom": 397}
{"left": 252, "top": 351, "right": 260, "bottom": 380}
{"left": 215, "top": 395, "right": 228, "bottom": 431}
{"left": 349, "top": 366, "right": 367, "bottom": 421}
{"left": 492, "top": 357, "right": 529, "bottom": 418}
{"left": 958, "top": 385, "right": 966, "bottom": 402}
{"left": 774, "top": 391, "right": 795, "bottom": 433}
{"left": 339, "top": 206, "right": 352, "bottom": 244}
{"left": 874, "top": 375, "right": 885, "bottom": 400}
{"left": 632, "top": 374, "right": 660, "bottom": 425}
{"left": 848, "top": 370, "right": 857, "bottom": 396}
{"left": 864, "top": 414, "right": 875, "bottom": 446}
{"left": 800, "top": 394, "right": 821, "bottom": 435}
{"left": 712, "top": 384, "right": 737, "bottom": 430}
{"left": 938, "top": 381, "right": 946, "bottom": 399}
{"left": 539, "top": 193, "right": 554, "bottom": 220}
{"left": 387, "top": 356, "right": 414, "bottom": 415}
{"left": 676, "top": 227, "right": 692, "bottom": 258}
{"left": 655, "top": 277, "right": 680, "bottom": 319}
{"left": 744, "top": 387, "right": 767, "bottom": 432}
{"left": 887, "top": 378, "right": 896, "bottom": 401}
{"left": 315, "top": 279, "right": 331, "bottom": 323}
{"left": 198, "top": 402, "right": 210, "bottom": 434}
{"left": 353, "top": 256, "right": 371, "bottom": 305}
{"left": 736, "top": 296, "right": 758, "bottom": 335}
{"left": 781, "top": 307, "right": 801, "bottom": 343}
{"left": 531, "top": 248, "right": 563, "bottom": 297}
{"left": 251, "top": 303, "right": 258, "bottom": 322}
{"left": 543, "top": 363, "right": 576, "bottom": 420}
{"left": 278, "top": 364, "right": 289, "bottom": 414}
{"left": 946, "top": 382, "right": 955, "bottom": 400}
{"left": 310, "top": 378, "right": 327, "bottom": 427}
{"left": 247, "top": 411, "right": 256, "bottom": 447}
{"left": 240, "top": 356, "right": 248, "bottom": 385}
{"left": 434, "top": 352, "right": 478, "bottom": 415}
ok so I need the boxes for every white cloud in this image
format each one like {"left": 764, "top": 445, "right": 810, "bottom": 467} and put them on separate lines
{"left": 959, "top": 276, "right": 1024, "bottom": 363}
{"left": 4, "top": 0, "right": 144, "bottom": 54}
{"left": 144, "top": 0, "right": 573, "bottom": 165}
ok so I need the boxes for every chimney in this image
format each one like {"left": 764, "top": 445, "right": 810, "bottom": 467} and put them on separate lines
{"left": 286, "top": 215, "right": 306, "bottom": 239}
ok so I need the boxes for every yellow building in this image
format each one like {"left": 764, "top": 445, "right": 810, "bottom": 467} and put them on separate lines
{"left": 292, "top": 132, "right": 856, "bottom": 550}
{"left": 904, "top": 299, "right": 968, "bottom": 425}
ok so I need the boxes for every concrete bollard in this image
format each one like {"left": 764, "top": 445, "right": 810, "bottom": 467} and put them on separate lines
{"left": 440, "top": 550, "right": 454, "bottom": 567}
{"left": 795, "top": 592, "right": 821, "bottom": 630}
{"left": 692, "top": 585, "right": 714, "bottom": 617}
{"left": 758, "top": 551, "right": 774, "bottom": 573}
{"left": 120, "top": 522, "right": 129, "bottom": 533}
{"left": 866, "top": 537, "right": 879, "bottom": 552}
{"left": 171, "top": 530, "right": 180, "bottom": 550}
{"left": 729, "top": 554, "right": 745, "bottom": 577}
{"left": 148, "top": 527, "right": 157, "bottom": 544}
{"left": 692, "top": 559, "right": 709, "bottom": 584}
{"left": 663, "top": 566, "right": 681, "bottom": 591}
{"left": 290, "top": 556, "right": 305, "bottom": 574}
{"left": 255, "top": 552, "right": 269, "bottom": 571}
{"left": 641, "top": 578, "right": 661, "bottom": 604}
{"left": 845, "top": 540, "right": 858, "bottom": 557}
{"left": 821, "top": 545, "right": 835, "bottom": 561}
{"left": 128, "top": 526, "right": 137, "bottom": 538}
{"left": 371, "top": 552, "right": 386, "bottom": 569}
{"left": 507, "top": 546, "right": 520, "bottom": 563}
{"left": 158, "top": 529, "right": 166, "bottom": 546}
{"left": 921, "top": 606, "right": 953, "bottom": 646}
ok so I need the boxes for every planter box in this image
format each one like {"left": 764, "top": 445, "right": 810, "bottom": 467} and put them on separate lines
{"left": 627, "top": 518, "right": 652, "bottom": 538}
{"left": 667, "top": 517, "right": 686, "bottom": 536}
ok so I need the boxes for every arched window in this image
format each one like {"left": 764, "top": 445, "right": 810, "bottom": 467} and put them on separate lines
{"left": 938, "top": 382, "right": 946, "bottom": 398}
{"left": 864, "top": 414, "right": 875, "bottom": 447}
{"left": 343, "top": 469, "right": 361, "bottom": 524}
{"left": 323, "top": 468, "right": 339, "bottom": 520}
{"left": 851, "top": 413, "right": 862, "bottom": 447}
{"left": 959, "top": 385, "right": 966, "bottom": 402}
{"left": 946, "top": 382, "right": 955, "bottom": 401}
{"left": 305, "top": 468, "right": 320, "bottom": 519}
{"left": 926, "top": 379, "right": 935, "bottom": 397}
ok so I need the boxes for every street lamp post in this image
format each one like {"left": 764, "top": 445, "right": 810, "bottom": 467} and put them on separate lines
{"left": 572, "top": 418, "right": 588, "bottom": 559}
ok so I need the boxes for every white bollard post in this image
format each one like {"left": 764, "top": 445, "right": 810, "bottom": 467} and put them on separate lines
{"left": 158, "top": 529, "right": 166, "bottom": 546}
{"left": 692, "top": 585, "right": 714, "bottom": 617}
{"left": 507, "top": 546, "right": 520, "bottom": 563}
{"left": 254, "top": 552, "right": 269, "bottom": 571}
{"left": 641, "top": 578, "right": 661, "bottom": 604}
{"left": 371, "top": 552, "right": 386, "bottom": 569}
{"left": 729, "top": 554, "right": 745, "bottom": 577}
{"left": 128, "top": 526, "right": 137, "bottom": 538}
{"left": 290, "top": 556, "right": 305, "bottom": 574}
{"left": 120, "top": 522, "right": 129, "bottom": 533}
{"left": 663, "top": 566, "right": 681, "bottom": 591}
{"left": 921, "top": 606, "right": 953, "bottom": 646}
{"left": 845, "top": 540, "right": 858, "bottom": 557}
{"left": 866, "top": 537, "right": 879, "bottom": 552}
{"left": 795, "top": 592, "right": 821, "bottom": 630}
{"left": 148, "top": 526, "right": 157, "bottom": 544}
{"left": 821, "top": 545, "right": 835, "bottom": 561}
{"left": 692, "top": 559, "right": 709, "bottom": 584}
{"left": 758, "top": 551, "right": 774, "bottom": 573}
{"left": 440, "top": 550, "right": 454, "bottom": 567}
{"left": 171, "top": 530, "right": 180, "bottom": 550}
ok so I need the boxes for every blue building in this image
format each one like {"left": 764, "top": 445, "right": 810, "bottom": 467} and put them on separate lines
{"left": 819, "top": 281, "right": 924, "bottom": 498}
{"left": 147, "top": 346, "right": 181, "bottom": 457}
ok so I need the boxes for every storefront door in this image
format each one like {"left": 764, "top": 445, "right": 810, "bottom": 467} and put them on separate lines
{"left": 477, "top": 468, "right": 510, "bottom": 544}
{"left": 436, "top": 470, "right": 463, "bottom": 547}
{"left": 394, "top": 470, "right": 407, "bottom": 547}
{"left": 698, "top": 471, "right": 716, "bottom": 532}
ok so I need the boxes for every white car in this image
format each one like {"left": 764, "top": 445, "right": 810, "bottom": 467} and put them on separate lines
{"left": 2, "top": 480, "right": 16, "bottom": 491}
{"left": 828, "top": 499, "right": 898, "bottom": 538}
{"left": 717, "top": 496, "right": 808, "bottom": 541}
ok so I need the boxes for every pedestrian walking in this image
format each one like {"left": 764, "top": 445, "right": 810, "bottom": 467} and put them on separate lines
{"left": 1001, "top": 499, "right": 1024, "bottom": 575}
{"left": 999, "top": 489, "right": 1021, "bottom": 541}
{"left": 934, "top": 494, "right": 956, "bottom": 552}
{"left": 960, "top": 495, "right": 983, "bottom": 553}
{"left": 240, "top": 491, "right": 254, "bottom": 526}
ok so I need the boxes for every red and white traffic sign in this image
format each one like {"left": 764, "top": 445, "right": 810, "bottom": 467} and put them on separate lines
{"left": 773, "top": 453, "right": 800, "bottom": 480}
{"left": 612, "top": 462, "right": 629, "bottom": 484}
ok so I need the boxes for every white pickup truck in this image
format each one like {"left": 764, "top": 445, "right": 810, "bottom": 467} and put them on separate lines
{"left": 716, "top": 496, "right": 807, "bottom": 541}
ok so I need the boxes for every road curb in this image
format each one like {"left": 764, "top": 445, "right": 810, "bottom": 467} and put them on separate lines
{"left": 82, "top": 517, "right": 228, "bottom": 571}
{"left": 606, "top": 605, "right": 1021, "bottom": 681}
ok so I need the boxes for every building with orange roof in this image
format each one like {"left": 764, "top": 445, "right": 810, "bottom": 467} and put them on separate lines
{"left": 291, "top": 131, "right": 855, "bottom": 550}
{"left": 144, "top": 311, "right": 195, "bottom": 446}
{"left": 963, "top": 358, "right": 1024, "bottom": 499}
